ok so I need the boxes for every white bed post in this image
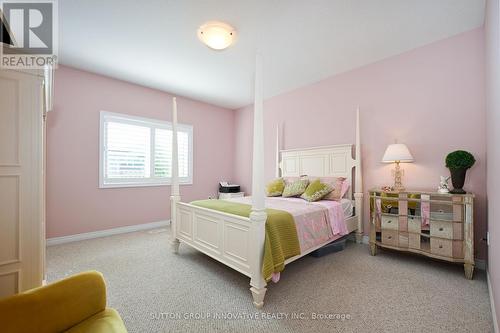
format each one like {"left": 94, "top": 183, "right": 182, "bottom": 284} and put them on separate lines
{"left": 170, "top": 97, "right": 181, "bottom": 253}
{"left": 249, "top": 53, "right": 267, "bottom": 309}
{"left": 275, "top": 124, "right": 280, "bottom": 178}
{"left": 354, "top": 106, "right": 364, "bottom": 243}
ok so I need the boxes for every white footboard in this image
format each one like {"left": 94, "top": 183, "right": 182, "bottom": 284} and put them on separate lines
{"left": 172, "top": 199, "right": 363, "bottom": 308}
{"left": 173, "top": 202, "right": 268, "bottom": 308}
{"left": 175, "top": 202, "right": 254, "bottom": 276}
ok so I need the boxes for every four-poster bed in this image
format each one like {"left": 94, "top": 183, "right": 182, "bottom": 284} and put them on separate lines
{"left": 169, "top": 56, "right": 363, "bottom": 308}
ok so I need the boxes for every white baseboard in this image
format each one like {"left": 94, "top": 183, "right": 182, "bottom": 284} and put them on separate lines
{"left": 46, "top": 220, "right": 170, "bottom": 246}
{"left": 488, "top": 271, "right": 499, "bottom": 333}
{"left": 360, "top": 235, "right": 486, "bottom": 270}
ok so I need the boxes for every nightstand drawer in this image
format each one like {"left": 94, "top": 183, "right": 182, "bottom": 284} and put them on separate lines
{"left": 430, "top": 221, "right": 453, "bottom": 239}
{"left": 381, "top": 215, "right": 398, "bottom": 231}
{"left": 408, "top": 216, "right": 421, "bottom": 233}
{"left": 381, "top": 230, "right": 398, "bottom": 246}
{"left": 430, "top": 238, "right": 453, "bottom": 257}
{"left": 409, "top": 233, "right": 420, "bottom": 249}
{"left": 399, "top": 232, "right": 409, "bottom": 248}
{"left": 453, "top": 240, "right": 464, "bottom": 259}
{"left": 453, "top": 223, "right": 464, "bottom": 240}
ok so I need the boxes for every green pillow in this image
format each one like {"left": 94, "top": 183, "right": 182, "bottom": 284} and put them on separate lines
{"left": 301, "top": 179, "right": 334, "bottom": 202}
{"left": 282, "top": 178, "right": 309, "bottom": 197}
{"left": 266, "top": 178, "right": 285, "bottom": 197}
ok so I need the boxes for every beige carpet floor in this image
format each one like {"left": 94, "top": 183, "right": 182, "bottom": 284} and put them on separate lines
{"left": 47, "top": 227, "right": 493, "bottom": 333}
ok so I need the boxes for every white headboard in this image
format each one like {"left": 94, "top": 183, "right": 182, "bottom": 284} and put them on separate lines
{"left": 279, "top": 144, "right": 357, "bottom": 200}
{"left": 274, "top": 108, "right": 363, "bottom": 206}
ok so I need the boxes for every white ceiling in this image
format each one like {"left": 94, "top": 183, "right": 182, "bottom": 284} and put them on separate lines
{"left": 59, "top": 0, "right": 485, "bottom": 109}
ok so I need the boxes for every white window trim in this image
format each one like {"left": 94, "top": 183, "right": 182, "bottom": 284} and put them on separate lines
{"left": 99, "top": 111, "right": 193, "bottom": 189}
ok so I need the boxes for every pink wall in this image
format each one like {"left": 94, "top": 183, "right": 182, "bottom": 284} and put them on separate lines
{"left": 486, "top": 0, "right": 500, "bottom": 326}
{"left": 234, "top": 28, "right": 487, "bottom": 259}
{"left": 46, "top": 66, "right": 234, "bottom": 238}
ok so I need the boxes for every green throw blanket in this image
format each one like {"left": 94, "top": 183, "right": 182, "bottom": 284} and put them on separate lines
{"left": 191, "top": 199, "right": 300, "bottom": 282}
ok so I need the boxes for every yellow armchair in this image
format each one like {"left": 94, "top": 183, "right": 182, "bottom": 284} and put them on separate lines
{"left": 0, "top": 271, "right": 127, "bottom": 333}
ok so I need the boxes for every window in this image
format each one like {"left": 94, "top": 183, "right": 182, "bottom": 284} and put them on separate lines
{"left": 99, "top": 111, "right": 193, "bottom": 188}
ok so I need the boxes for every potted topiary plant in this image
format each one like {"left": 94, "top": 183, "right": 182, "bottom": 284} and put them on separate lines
{"left": 445, "top": 150, "right": 476, "bottom": 194}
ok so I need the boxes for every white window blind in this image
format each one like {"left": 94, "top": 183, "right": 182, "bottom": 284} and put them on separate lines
{"left": 153, "top": 129, "right": 190, "bottom": 178}
{"left": 99, "top": 111, "right": 193, "bottom": 188}
{"left": 106, "top": 122, "right": 151, "bottom": 179}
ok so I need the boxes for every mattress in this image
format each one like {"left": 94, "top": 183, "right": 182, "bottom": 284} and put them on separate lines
{"left": 226, "top": 196, "right": 350, "bottom": 253}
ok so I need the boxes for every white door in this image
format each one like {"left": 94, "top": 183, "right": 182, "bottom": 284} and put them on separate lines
{"left": 0, "top": 70, "right": 44, "bottom": 297}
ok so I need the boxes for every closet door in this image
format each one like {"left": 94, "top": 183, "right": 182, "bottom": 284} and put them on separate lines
{"left": 0, "top": 70, "right": 44, "bottom": 297}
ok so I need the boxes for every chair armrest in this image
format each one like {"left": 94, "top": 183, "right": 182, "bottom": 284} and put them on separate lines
{"left": 0, "top": 271, "right": 107, "bottom": 333}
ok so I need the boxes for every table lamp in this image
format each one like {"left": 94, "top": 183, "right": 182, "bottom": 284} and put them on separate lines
{"left": 382, "top": 143, "right": 414, "bottom": 191}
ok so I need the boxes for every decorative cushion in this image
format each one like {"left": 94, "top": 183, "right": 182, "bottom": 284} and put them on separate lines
{"left": 300, "top": 179, "right": 334, "bottom": 202}
{"left": 266, "top": 178, "right": 285, "bottom": 197}
{"left": 323, "top": 177, "right": 349, "bottom": 201}
{"left": 282, "top": 177, "right": 299, "bottom": 184}
{"left": 282, "top": 176, "right": 308, "bottom": 184}
{"left": 282, "top": 178, "right": 309, "bottom": 197}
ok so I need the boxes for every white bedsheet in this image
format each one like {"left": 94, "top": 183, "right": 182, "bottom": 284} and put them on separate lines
{"left": 340, "top": 198, "right": 354, "bottom": 218}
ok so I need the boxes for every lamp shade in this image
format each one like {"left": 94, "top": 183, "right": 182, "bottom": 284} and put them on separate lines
{"left": 382, "top": 143, "right": 414, "bottom": 163}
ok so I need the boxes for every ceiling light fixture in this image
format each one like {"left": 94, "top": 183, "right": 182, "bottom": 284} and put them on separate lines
{"left": 197, "top": 21, "right": 236, "bottom": 50}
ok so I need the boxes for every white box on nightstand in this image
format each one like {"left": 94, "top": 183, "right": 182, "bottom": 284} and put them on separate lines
{"left": 218, "top": 192, "right": 245, "bottom": 199}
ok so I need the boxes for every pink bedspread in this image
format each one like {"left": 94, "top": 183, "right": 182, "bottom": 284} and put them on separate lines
{"left": 226, "top": 196, "right": 349, "bottom": 253}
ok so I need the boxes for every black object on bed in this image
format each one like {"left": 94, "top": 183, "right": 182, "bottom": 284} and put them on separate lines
{"left": 310, "top": 236, "right": 348, "bottom": 257}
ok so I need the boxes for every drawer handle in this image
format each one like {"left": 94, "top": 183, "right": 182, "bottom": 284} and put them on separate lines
{"left": 439, "top": 227, "right": 444, "bottom": 231}
{"left": 388, "top": 236, "right": 392, "bottom": 240}
{"left": 387, "top": 220, "right": 392, "bottom": 224}
{"left": 439, "top": 245, "right": 443, "bottom": 249}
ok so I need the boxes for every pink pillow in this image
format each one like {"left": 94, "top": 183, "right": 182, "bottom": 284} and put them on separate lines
{"left": 340, "top": 179, "right": 350, "bottom": 198}
{"left": 322, "top": 177, "right": 349, "bottom": 201}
